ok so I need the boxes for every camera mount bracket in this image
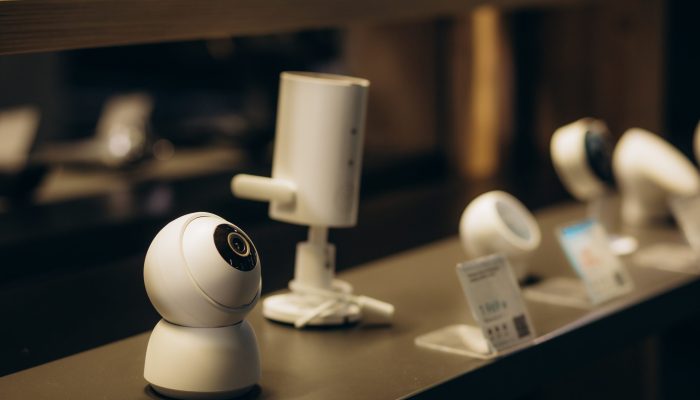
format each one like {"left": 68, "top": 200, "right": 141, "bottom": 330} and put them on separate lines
{"left": 260, "top": 226, "right": 393, "bottom": 327}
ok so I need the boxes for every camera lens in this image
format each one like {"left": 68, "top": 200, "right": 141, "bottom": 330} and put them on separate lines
{"left": 227, "top": 232, "right": 250, "bottom": 257}
{"left": 585, "top": 128, "right": 615, "bottom": 185}
{"left": 214, "top": 224, "right": 257, "bottom": 271}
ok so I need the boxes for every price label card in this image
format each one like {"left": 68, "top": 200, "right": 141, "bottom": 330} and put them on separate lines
{"left": 557, "top": 219, "right": 633, "bottom": 305}
{"left": 670, "top": 195, "right": 700, "bottom": 255}
{"left": 456, "top": 254, "right": 535, "bottom": 353}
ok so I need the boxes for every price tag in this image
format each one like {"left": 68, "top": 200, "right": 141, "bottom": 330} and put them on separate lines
{"left": 456, "top": 254, "right": 535, "bottom": 353}
{"left": 670, "top": 195, "right": 700, "bottom": 255}
{"left": 557, "top": 219, "right": 633, "bottom": 305}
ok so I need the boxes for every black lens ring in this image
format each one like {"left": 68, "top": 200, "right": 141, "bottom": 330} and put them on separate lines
{"left": 227, "top": 232, "right": 250, "bottom": 257}
{"left": 584, "top": 128, "right": 615, "bottom": 186}
{"left": 213, "top": 224, "right": 257, "bottom": 271}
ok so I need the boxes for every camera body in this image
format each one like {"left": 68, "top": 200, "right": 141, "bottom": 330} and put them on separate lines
{"left": 551, "top": 118, "right": 615, "bottom": 202}
{"left": 613, "top": 128, "right": 700, "bottom": 227}
{"left": 144, "top": 212, "right": 260, "bottom": 327}
{"left": 232, "top": 72, "right": 393, "bottom": 328}
{"left": 232, "top": 72, "right": 369, "bottom": 228}
{"left": 144, "top": 212, "right": 261, "bottom": 399}
{"left": 459, "top": 191, "right": 541, "bottom": 281}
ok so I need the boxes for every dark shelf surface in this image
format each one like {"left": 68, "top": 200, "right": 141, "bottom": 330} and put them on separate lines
{"left": 2, "top": 202, "right": 699, "bottom": 399}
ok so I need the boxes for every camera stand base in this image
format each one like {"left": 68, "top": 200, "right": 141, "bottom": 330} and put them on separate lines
{"left": 144, "top": 320, "right": 260, "bottom": 399}
{"left": 151, "top": 384, "right": 254, "bottom": 400}
{"left": 608, "top": 234, "right": 639, "bottom": 256}
{"left": 262, "top": 280, "right": 362, "bottom": 327}
{"left": 587, "top": 196, "right": 639, "bottom": 256}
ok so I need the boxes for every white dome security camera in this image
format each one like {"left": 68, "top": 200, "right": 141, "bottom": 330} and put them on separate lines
{"left": 613, "top": 128, "right": 700, "bottom": 227}
{"left": 551, "top": 118, "right": 615, "bottom": 202}
{"left": 459, "top": 191, "right": 541, "bottom": 281}
{"left": 143, "top": 212, "right": 261, "bottom": 399}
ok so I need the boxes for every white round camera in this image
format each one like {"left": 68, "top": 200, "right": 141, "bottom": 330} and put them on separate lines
{"left": 144, "top": 212, "right": 261, "bottom": 327}
{"left": 551, "top": 118, "right": 615, "bottom": 201}
{"left": 144, "top": 212, "right": 262, "bottom": 399}
{"left": 459, "top": 191, "right": 541, "bottom": 281}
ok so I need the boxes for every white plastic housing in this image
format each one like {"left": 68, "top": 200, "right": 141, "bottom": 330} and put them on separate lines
{"left": 145, "top": 319, "right": 260, "bottom": 399}
{"left": 459, "top": 191, "right": 541, "bottom": 280}
{"left": 144, "top": 212, "right": 261, "bottom": 327}
{"left": 294, "top": 240, "right": 335, "bottom": 289}
{"left": 613, "top": 128, "right": 700, "bottom": 227}
{"left": 551, "top": 118, "right": 611, "bottom": 201}
{"left": 233, "top": 71, "right": 370, "bottom": 227}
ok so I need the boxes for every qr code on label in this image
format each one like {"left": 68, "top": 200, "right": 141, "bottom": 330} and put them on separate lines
{"left": 614, "top": 272, "right": 625, "bottom": 287}
{"left": 513, "top": 314, "right": 530, "bottom": 338}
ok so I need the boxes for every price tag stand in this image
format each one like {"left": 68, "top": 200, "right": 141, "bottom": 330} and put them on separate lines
{"left": 415, "top": 324, "right": 495, "bottom": 359}
{"left": 415, "top": 254, "right": 536, "bottom": 360}
{"left": 525, "top": 219, "right": 634, "bottom": 309}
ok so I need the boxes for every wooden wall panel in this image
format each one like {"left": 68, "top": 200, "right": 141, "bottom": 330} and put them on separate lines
{"left": 519, "top": 0, "right": 665, "bottom": 158}
{"left": 344, "top": 21, "right": 439, "bottom": 158}
{"left": 444, "top": 0, "right": 665, "bottom": 179}
{"left": 446, "top": 7, "right": 514, "bottom": 178}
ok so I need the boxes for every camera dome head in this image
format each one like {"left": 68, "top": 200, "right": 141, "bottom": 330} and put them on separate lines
{"left": 144, "top": 212, "right": 261, "bottom": 327}
{"left": 459, "top": 191, "right": 541, "bottom": 280}
{"left": 551, "top": 118, "right": 615, "bottom": 201}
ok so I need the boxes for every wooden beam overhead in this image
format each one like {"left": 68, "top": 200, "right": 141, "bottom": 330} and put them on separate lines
{"left": 0, "top": 0, "right": 587, "bottom": 55}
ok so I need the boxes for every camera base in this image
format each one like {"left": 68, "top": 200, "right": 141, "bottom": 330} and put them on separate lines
{"left": 144, "top": 319, "right": 260, "bottom": 399}
{"left": 150, "top": 385, "right": 253, "bottom": 400}
{"left": 262, "top": 280, "right": 362, "bottom": 327}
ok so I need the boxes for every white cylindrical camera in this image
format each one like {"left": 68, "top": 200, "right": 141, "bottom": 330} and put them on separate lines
{"left": 613, "top": 128, "right": 700, "bottom": 227}
{"left": 230, "top": 72, "right": 393, "bottom": 328}
{"left": 270, "top": 72, "right": 368, "bottom": 227}
{"left": 143, "top": 212, "right": 261, "bottom": 399}
{"left": 459, "top": 191, "right": 541, "bottom": 281}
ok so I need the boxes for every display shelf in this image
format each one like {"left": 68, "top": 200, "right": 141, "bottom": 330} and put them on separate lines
{"left": 0, "top": 0, "right": 586, "bottom": 55}
{"left": 1, "top": 203, "right": 699, "bottom": 399}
